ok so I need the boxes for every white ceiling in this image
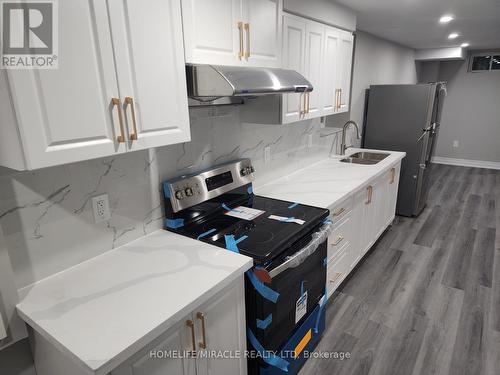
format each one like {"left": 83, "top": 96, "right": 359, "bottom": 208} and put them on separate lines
{"left": 335, "top": 0, "right": 500, "bottom": 50}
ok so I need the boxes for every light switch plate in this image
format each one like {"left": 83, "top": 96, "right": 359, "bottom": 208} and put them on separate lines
{"left": 92, "top": 194, "right": 111, "bottom": 223}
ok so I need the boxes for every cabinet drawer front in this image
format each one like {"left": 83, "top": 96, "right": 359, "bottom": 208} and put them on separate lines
{"left": 326, "top": 245, "right": 350, "bottom": 297}
{"left": 327, "top": 217, "right": 352, "bottom": 261}
{"left": 329, "top": 196, "right": 353, "bottom": 226}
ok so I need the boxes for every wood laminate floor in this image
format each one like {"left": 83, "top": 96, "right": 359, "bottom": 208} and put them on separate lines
{"left": 299, "top": 164, "right": 500, "bottom": 375}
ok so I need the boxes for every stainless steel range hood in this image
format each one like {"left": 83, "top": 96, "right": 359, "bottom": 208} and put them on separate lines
{"left": 186, "top": 64, "right": 313, "bottom": 106}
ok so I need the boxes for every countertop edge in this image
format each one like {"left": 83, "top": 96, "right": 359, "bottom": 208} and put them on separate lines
{"left": 16, "top": 234, "right": 253, "bottom": 375}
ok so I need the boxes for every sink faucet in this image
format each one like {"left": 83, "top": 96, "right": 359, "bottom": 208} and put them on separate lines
{"left": 341, "top": 121, "right": 361, "bottom": 155}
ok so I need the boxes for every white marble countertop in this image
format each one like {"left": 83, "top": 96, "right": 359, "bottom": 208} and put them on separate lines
{"left": 16, "top": 230, "right": 253, "bottom": 375}
{"left": 255, "top": 148, "right": 406, "bottom": 209}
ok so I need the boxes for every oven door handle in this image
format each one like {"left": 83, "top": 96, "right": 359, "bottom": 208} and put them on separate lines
{"left": 268, "top": 223, "right": 333, "bottom": 279}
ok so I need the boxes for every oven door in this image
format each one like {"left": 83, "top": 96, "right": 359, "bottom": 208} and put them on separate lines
{"left": 245, "top": 225, "right": 329, "bottom": 352}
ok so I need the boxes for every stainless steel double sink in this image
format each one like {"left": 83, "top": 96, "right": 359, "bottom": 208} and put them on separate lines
{"left": 340, "top": 152, "right": 390, "bottom": 165}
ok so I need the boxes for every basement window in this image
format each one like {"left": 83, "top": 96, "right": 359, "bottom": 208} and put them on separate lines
{"left": 468, "top": 53, "right": 500, "bottom": 72}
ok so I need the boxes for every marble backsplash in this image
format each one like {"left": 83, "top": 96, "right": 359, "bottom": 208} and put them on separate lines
{"left": 0, "top": 105, "right": 345, "bottom": 290}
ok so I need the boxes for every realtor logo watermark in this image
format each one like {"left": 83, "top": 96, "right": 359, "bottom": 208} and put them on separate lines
{"left": 1, "top": 0, "right": 58, "bottom": 69}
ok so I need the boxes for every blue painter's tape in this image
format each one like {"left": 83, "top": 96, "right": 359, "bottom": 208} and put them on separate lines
{"left": 256, "top": 313, "right": 273, "bottom": 330}
{"left": 301, "top": 281, "right": 305, "bottom": 296}
{"left": 323, "top": 257, "right": 327, "bottom": 267}
{"left": 162, "top": 182, "right": 172, "bottom": 198}
{"left": 247, "top": 185, "right": 254, "bottom": 194}
{"left": 222, "top": 203, "right": 233, "bottom": 212}
{"left": 165, "top": 218, "right": 184, "bottom": 229}
{"left": 288, "top": 202, "right": 299, "bottom": 209}
{"left": 279, "top": 216, "right": 295, "bottom": 223}
{"left": 246, "top": 271, "right": 279, "bottom": 303}
{"left": 314, "top": 295, "right": 327, "bottom": 334}
{"left": 247, "top": 327, "right": 289, "bottom": 372}
{"left": 197, "top": 228, "right": 217, "bottom": 240}
{"left": 224, "top": 235, "right": 248, "bottom": 253}
{"left": 323, "top": 218, "right": 333, "bottom": 225}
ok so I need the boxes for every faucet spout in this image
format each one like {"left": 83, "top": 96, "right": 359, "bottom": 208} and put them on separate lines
{"left": 340, "top": 121, "right": 361, "bottom": 155}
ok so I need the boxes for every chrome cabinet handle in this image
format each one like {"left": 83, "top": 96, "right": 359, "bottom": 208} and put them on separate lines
{"left": 238, "top": 22, "right": 244, "bottom": 60}
{"left": 112, "top": 98, "right": 126, "bottom": 143}
{"left": 124, "top": 97, "right": 138, "bottom": 141}
{"left": 244, "top": 23, "right": 250, "bottom": 59}
{"left": 186, "top": 320, "right": 197, "bottom": 355}
{"left": 196, "top": 312, "right": 207, "bottom": 349}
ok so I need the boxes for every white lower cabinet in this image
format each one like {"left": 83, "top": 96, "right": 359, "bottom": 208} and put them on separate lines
{"left": 327, "top": 162, "right": 402, "bottom": 297}
{"left": 112, "top": 278, "right": 247, "bottom": 375}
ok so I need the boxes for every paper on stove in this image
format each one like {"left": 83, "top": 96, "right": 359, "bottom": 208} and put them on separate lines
{"left": 224, "top": 206, "right": 265, "bottom": 221}
{"left": 268, "top": 215, "right": 306, "bottom": 225}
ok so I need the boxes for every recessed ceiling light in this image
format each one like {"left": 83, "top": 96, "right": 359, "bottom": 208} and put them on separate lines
{"left": 461, "top": 43, "right": 470, "bottom": 48}
{"left": 448, "top": 33, "right": 459, "bottom": 39}
{"left": 439, "top": 15, "right": 454, "bottom": 24}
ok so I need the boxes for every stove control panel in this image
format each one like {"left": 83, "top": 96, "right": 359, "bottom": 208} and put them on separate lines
{"left": 164, "top": 159, "right": 255, "bottom": 212}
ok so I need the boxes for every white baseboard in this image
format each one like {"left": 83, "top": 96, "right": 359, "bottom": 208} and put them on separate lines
{"left": 432, "top": 156, "right": 500, "bottom": 170}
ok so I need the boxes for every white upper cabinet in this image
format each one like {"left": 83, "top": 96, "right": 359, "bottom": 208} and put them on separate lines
{"left": 0, "top": 0, "right": 190, "bottom": 170}
{"left": 242, "top": 0, "right": 282, "bottom": 67}
{"left": 280, "top": 13, "right": 354, "bottom": 122}
{"left": 109, "top": 0, "right": 190, "bottom": 151}
{"left": 336, "top": 31, "right": 354, "bottom": 114}
{"left": 281, "top": 15, "right": 306, "bottom": 124}
{"left": 4, "top": 0, "right": 124, "bottom": 170}
{"left": 181, "top": 0, "right": 242, "bottom": 66}
{"left": 321, "top": 27, "right": 340, "bottom": 116}
{"left": 181, "top": 0, "right": 282, "bottom": 68}
{"left": 303, "top": 21, "right": 324, "bottom": 119}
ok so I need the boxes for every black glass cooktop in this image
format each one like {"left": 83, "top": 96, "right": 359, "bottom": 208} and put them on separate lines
{"left": 173, "top": 195, "right": 329, "bottom": 263}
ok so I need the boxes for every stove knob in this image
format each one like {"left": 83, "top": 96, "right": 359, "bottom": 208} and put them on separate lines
{"left": 240, "top": 168, "right": 248, "bottom": 177}
{"left": 185, "top": 187, "right": 194, "bottom": 197}
{"left": 175, "top": 190, "right": 185, "bottom": 200}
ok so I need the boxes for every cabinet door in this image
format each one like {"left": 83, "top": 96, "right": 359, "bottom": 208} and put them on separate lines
{"left": 7, "top": 0, "right": 124, "bottom": 169}
{"left": 181, "top": 0, "right": 242, "bottom": 65}
{"left": 336, "top": 31, "right": 354, "bottom": 114}
{"left": 109, "top": 0, "right": 191, "bottom": 151}
{"left": 352, "top": 188, "right": 368, "bottom": 257}
{"left": 303, "top": 21, "right": 324, "bottom": 119}
{"left": 242, "top": 0, "right": 282, "bottom": 68}
{"left": 321, "top": 27, "right": 340, "bottom": 116}
{"left": 385, "top": 163, "right": 401, "bottom": 225}
{"left": 281, "top": 15, "right": 306, "bottom": 124}
{"left": 112, "top": 316, "right": 196, "bottom": 375}
{"left": 195, "top": 277, "right": 247, "bottom": 375}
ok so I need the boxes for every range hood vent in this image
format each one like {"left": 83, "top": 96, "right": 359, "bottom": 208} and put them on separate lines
{"left": 186, "top": 64, "right": 313, "bottom": 104}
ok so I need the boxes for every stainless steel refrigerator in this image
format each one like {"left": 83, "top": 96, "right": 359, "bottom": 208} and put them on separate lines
{"left": 362, "top": 83, "right": 447, "bottom": 217}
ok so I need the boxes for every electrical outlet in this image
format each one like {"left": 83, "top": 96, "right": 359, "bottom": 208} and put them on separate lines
{"left": 307, "top": 134, "right": 313, "bottom": 148}
{"left": 264, "top": 146, "right": 271, "bottom": 164}
{"left": 92, "top": 194, "right": 111, "bottom": 223}
{"left": 453, "top": 140, "right": 459, "bottom": 148}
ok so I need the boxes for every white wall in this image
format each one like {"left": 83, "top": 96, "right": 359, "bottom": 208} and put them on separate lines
{"left": 350, "top": 31, "right": 418, "bottom": 131}
{"left": 419, "top": 57, "right": 500, "bottom": 164}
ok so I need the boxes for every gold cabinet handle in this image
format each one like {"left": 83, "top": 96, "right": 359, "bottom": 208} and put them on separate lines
{"left": 390, "top": 168, "right": 396, "bottom": 184}
{"left": 330, "top": 235, "right": 344, "bottom": 246}
{"left": 196, "top": 312, "right": 207, "bottom": 349}
{"left": 244, "top": 23, "right": 250, "bottom": 59}
{"left": 339, "top": 89, "right": 343, "bottom": 107}
{"left": 112, "top": 98, "right": 126, "bottom": 143}
{"left": 306, "top": 92, "right": 310, "bottom": 114}
{"left": 332, "top": 207, "right": 345, "bottom": 217}
{"left": 329, "top": 272, "right": 343, "bottom": 284}
{"left": 238, "top": 22, "right": 244, "bottom": 60}
{"left": 186, "top": 320, "right": 197, "bottom": 355}
{"left": 336, "top": 89, "right": 341, "bottom": 110}
{"left": 124, "top": 97, "right": 138, "bottom": 141}
{"left": 365, "top": 185, "right": 373, "bottom": 205}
